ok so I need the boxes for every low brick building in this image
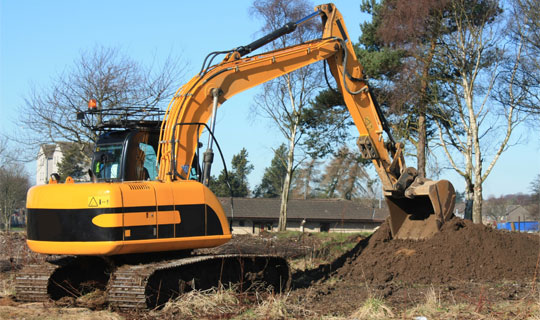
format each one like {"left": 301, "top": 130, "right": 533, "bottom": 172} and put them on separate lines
{"left": 219, "top": 197, "right": 388, "bottom": 234}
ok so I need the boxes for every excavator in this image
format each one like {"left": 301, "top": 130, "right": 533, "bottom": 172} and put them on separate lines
{"left": 16, "top": 3, "right": 455, "bottom": 309}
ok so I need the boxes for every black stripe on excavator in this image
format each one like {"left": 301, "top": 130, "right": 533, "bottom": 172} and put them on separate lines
{"left": 158, "top": 224, "right": 175, "bottom": 238}
{"left": 27, "top": 204, "right": 224, "bottom": 242}
{"left": 336, "top": 19, "right": 348, "bottom": 42}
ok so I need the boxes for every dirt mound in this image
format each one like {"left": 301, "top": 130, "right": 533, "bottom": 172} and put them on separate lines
{"left": 290, "top": 217, "right": 539, "bottom": 316}
{"left": 333, "top": 217, "right": 539, "bottom": 285}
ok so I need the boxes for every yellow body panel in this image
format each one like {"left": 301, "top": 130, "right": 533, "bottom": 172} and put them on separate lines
{"left": 92, "top": 213, "right": 123, "bottom": 228}
{"left": 157, "top": 211, "right": 181, "bottom": 225}
{"left": 26, "top": 180, "right": 231, "bottom": 256}
{"left": 27, "top": 182, "right": 123, "bottom": 209}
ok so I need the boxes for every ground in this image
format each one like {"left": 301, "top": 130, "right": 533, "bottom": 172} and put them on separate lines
{"left": 0, "top": 217, "right": 539, "bottom": 319}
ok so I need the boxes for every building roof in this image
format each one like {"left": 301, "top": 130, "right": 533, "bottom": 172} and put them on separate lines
{"left": 39, "top": 144, "right": 56, "bottom": 159}
{"left": 506, "top": 205, "right": 536, "bottom": 222}
{"left": 39, "top": 142, "right": 93, "bottom": 159}
{"left": 56, "top": 141, "right": 75, "bottom": 152}
{"left": 218, "top": 197, "right": 388, "bottom": 222}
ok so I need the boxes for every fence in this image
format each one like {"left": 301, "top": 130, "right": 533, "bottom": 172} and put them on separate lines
{"left": 497, "top": 221, "right": 539, "bottom": 232}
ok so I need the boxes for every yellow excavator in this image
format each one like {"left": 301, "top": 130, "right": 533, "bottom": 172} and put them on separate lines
{"left": 16, "top": 3, "right": 455, "bottom": 309}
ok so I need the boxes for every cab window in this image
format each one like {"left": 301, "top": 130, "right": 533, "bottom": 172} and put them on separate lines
{"left": 93, "top": 144, "right": 123, "bottom": 180}
{"left": 139, "top": 142, "right": 158, "bottom": 180}
{"left": 124, "top": 131, "right": 159, "bottom": 181}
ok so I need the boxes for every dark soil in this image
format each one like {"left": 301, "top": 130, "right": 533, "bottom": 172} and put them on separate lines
{"left": 195, "top": 232, "right": 320, "bottom": 258}
{"left": 342, "top": 217, "right": 537, "bottom": 284}
{"left": 290, "top": 217, "right": 540, "bottom": 316}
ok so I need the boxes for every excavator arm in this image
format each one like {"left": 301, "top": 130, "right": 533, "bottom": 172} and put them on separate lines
{"left": 158, "top": 3, "right": 456, "bottom": 240}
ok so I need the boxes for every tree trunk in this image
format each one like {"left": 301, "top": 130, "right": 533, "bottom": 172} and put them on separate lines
{"left": 472, "top": 179, "right": 483, "bottom": 224}
{"left": 464, "top": 176, "right": 474, "bottom": 220}
{"left": 416, "top": 113, "right": 427, "bottom": 178}
{"left": 278, "top": 124, "right": 297, "bottom": 231}
{"left": 2, "top": 204, "right": 5, "bottom": 231}
{"left": 303, "top": 158, "right": 316, "bottom": 200}
{"left": 472, "top": 131, "right": 484, "bottom": 223}
{"left": 416, "top": 40, "right": 436, "bottom": 179}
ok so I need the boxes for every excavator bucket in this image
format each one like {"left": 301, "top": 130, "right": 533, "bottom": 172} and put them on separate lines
{"left": 386, "top": 179, "right": 456, "bottom": 240}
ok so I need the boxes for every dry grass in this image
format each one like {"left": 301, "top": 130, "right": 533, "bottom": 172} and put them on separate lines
{"left": 401, "top": 287, "right": 540, "bottom": 320}
{"left": 283, "top": 232, "right": 368, "bottom": 273}
{"left": 156, "top": 287, "right": 317, "bottom": 319}
{"left": 248, "top": 291, "right": 317, "bottom": 319}
{"left": 349, "top": 296, "right": 395, "bottom": 320}
{"left": 158, "top": 286, "right": 242, "bottom": 319}
{"left": 0, "top": 304, "right": 122, "bottom": 320}
{"left": 0, "top": 273, "right": 15, "bottom": 297}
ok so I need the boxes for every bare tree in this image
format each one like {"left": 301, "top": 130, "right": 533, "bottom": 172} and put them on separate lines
{"left": 483, "top": 195, "right": 510, "bottom": 221}
{"left": 509, "top": 0, "right": 540, "bottom": 121}
{"left": 319, "top": 146, "right": 373, "bottom": 200}
{"left": 291, "top": 156, "right": 320, "bottom": 199}
{"left": 529, "top": 174, "right": 540, "bottom": 218}
{"left": 0, "top": 139, "right": 30, "bottom": 230}
{"left": 16, "top": 46, "right": 186, "bottom": 161}
{"left": 434, "top": 0, "right": 529, "bottom": 223}
{"left": 250, "top": 0, "right": 322, "bottom": 231}
{"left": 0, "top": 136, "right": 7, "bottom": 169}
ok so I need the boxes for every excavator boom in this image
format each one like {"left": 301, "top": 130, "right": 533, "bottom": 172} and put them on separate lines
{"left": 157, "top": 3, "right": 456, "bottom": 240}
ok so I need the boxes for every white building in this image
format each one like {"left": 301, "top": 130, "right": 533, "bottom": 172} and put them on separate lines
{"left": 36, "top": 142, "right": 90, "bottom": 185}
{"left": 36, "top": 144, "right": 60, "bottom": 185}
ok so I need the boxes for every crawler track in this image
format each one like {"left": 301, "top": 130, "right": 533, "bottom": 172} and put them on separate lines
{"left": 15, "top": 254, "right": 291, "bottom": 309}
{"left": 15, "top": 263, "right": 60, "bottom": 302}
{"left": 109, "top": 254, "right": 291, "bottom": 309}
{"left": 16, "top": 256, "right": 112, "bottom": 303}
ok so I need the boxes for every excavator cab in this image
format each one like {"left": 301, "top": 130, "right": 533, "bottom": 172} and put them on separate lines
{"left": 91, "top": 127, "right": 160, "bottom": 182}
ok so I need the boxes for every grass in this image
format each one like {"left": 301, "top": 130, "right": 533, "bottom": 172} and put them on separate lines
{"left": 3, "top": 227, "right": 25, "bottom": 232}
{"left": 0, "top": 273, "right": 15, "bottom": 297}
{"left": 247, "top": 292, "right": 316, "bottom": 319}
{"left": 274, "top": 230, "right": 372, "bottom": 241}
{"left": 2, "top": 289, "right": 536, "bottom": 320}
{"left": 158, "top": 286, "right": 242, "bottom": 319}
{"left": 276, "top": 230, "right": 371, "bottom": 271}
{"left": 402, "top": 295, "right": 540, "bottom": 320}
{"left": 157, "top": 288, "right": 316, "bottom": 320}
{"left": 154, "top": 286, "right": 539, "bottom": 319}
{"left": 350, "top": 296, "right": 395, "bottom": 319}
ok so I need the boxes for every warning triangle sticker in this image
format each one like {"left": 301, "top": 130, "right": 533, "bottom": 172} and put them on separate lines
{"left": 88, "top": 197, "right": 98, "bottom": 207}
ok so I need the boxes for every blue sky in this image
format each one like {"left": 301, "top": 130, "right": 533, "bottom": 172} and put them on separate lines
{"left": 1, "top": 1, "right": 538, "bottom": 197}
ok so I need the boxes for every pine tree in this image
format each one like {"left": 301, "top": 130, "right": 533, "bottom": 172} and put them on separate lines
{"left": 253, "top": 145, "right": 288, "bottom": 198}
{"left": 209, "top": 148, "right": 254, "bottom": 197}
{"left": 57, "top": 143, "right": 91, "bottom": 181}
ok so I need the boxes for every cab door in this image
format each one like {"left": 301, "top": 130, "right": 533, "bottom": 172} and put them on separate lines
{"left": 154, "top": 182, "right": 179, "bottom": 239}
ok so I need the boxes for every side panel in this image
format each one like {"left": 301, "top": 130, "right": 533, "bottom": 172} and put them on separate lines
{"left": 26, "top": 180, "right": 231, "bottom": 256}
{"left": 170, "top": 180, "right": 231, "bottom": 238}
{"left": 119, "top": 182, "right": 157, "bottom": 241}
{"left": 154, "top": 182, "right": 177, "bottom": 239}
{"left": 26, "top": 182, "right": 125, "bottom": 255}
